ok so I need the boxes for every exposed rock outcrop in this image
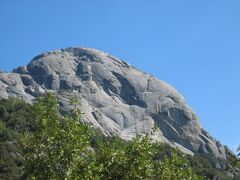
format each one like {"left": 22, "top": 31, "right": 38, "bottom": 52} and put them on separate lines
{"left": 0, "top": 47, "right": 226, "bottom": 158}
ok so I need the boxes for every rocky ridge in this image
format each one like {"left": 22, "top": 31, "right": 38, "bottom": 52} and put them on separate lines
{"left": 0, "top": 47, "right": 226, "bottom": 158}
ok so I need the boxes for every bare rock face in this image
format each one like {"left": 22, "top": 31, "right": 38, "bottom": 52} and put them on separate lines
{"left": 0, "top": 47, "right": 226, "bottom": 158}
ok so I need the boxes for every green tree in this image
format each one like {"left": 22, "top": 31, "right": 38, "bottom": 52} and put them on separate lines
{"left": 90, "top": 135, "right": 157, "bottom": 179}
{"left": 3, "top": 96, "right": 236, "bottom": 179}
{"left": 90, "top": 134, "right": 202, "bottom": 180}
{"left": 0, "top": 122, "right": 23, "bottom": 180}
{"left": 23, "top": 93, "right": 93, "bottom": 179}
{"left": 155, "top": 150, "right": 202, "bottom": 180}
{"left": 0, "top": 98, "right": 35, "bottom": 180}
{"left": 23, "top": 93, "right": 202, "bottom": 179}
{"left": 225, "top": 148, "right": 240, "bottom": 179}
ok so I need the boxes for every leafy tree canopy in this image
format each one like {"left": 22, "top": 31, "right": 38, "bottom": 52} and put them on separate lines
{"left": 0, "top": 94, "right": 238, "bottom": 179}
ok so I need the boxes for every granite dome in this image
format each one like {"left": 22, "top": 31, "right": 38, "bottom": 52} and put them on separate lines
{"left": 0, "top": 47, "right": 226, "bottom": 158}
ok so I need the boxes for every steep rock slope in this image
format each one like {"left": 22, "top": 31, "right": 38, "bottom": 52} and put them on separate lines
{"left": 0, "top": 48, "right": 226, "bottom": 158}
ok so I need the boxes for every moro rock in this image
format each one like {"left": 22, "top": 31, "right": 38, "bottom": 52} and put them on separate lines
{"left": 0, "top": 47, "right": 226, "bottom": 158}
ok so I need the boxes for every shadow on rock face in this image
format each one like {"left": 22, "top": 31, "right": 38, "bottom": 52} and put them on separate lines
{"left": 112, "top": 72, "right": 147, "bottom": 108}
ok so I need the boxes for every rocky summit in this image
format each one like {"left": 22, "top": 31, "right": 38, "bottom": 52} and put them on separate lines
{"left": 0, "top": 47, "right": 226, "bottom": 158}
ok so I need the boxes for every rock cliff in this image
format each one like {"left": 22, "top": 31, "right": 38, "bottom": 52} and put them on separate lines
{"left": 0, "top": 47, "right": 226, "bottom": 158}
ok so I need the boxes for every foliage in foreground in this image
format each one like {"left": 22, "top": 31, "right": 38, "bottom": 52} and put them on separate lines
{"left": 23, "top": 94, "right": 94, "bottom": 179}
{"left": 91, "top": 135, "right": 201, "bottom": 180}
{"left": 0, "top": 95, "right": 239, "bottom": 179}
{"left": 23, "top": 93, "right": 201, "bottom": 179}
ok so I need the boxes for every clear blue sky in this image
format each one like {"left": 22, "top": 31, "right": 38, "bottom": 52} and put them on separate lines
{"left": 1, "top": 0, "right": 239, "bottom": 152}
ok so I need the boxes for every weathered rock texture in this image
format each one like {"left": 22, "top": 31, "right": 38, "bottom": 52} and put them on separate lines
{"left": 0, "top": 47, "right": 226, "bottom": 158}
